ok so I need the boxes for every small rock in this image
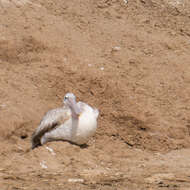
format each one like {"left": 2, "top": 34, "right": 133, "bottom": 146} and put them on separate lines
{"left": 46, "top": 146, "right": 56, "bottom": 156}
{"left": 112, "top": 46, "right": 121, "bottom": 51}
{"left": 68, "top": 178, "right": 84, "bottom": 183}
{"left": 40, "top": 161, "right": 48, "bottom": 169}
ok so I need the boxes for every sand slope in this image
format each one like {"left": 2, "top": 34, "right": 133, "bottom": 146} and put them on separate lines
{"left": 0, "top": 0, "right": 190, "bottom": 189}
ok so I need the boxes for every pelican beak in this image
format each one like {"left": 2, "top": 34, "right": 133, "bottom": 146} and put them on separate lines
{"left": 69, "top": 99, "right": 81, "bottom": 115}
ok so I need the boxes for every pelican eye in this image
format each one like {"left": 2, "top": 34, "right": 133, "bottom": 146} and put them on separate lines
{"left": 64, "top": 96, "right": 69, "bottom": 100}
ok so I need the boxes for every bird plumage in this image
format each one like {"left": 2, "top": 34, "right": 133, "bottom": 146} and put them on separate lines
{"left": 31, "top": 93, "right": 99, "bottom": 149}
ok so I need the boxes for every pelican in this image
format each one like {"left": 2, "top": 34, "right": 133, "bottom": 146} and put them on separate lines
{"left": 31, "top": 93, "right": 99, "bottom": 149}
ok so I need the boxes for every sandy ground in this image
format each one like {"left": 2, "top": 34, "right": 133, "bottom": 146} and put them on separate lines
{"left": 0, "top": 0, "right": 190, "bottom": 189}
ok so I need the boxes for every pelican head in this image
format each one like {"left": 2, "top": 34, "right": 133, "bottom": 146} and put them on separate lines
{"left": 63, "top": 93, "right": 81, "bottom": 116}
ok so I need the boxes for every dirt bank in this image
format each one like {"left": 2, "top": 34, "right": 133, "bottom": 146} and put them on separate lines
{"left": 0, "top": 0, "right": 190, "bottom": 189}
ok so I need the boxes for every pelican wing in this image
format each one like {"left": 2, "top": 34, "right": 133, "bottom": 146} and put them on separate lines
{"left": 77, "top": 101, "right": 99, "bottom": 119}
{"left": 31, "top": 107, "right": 70, "bottom": 149}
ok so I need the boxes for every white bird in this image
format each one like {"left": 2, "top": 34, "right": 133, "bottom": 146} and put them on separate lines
{"left": 31, "top": 93, "right": 99, "bottom": 149}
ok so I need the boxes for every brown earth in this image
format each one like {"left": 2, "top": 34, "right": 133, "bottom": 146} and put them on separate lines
{"left": 0, "top": 0, "right": 190, "bottom": 189}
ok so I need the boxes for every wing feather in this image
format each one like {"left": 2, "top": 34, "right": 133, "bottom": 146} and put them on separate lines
{"left": 77, "top": 101, "right": 99, "bottom": 118}
{"left": 31, "top": 107, "right": 70, "bottom": 149}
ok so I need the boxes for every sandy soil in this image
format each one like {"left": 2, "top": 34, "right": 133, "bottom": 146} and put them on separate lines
{"left": 0, "top": 0, "right": 190, "bottom": 189}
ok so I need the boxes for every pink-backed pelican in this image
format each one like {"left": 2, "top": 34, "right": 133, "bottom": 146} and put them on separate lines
{"left": 31, "top": 93, "right": 99, "bottom": 149}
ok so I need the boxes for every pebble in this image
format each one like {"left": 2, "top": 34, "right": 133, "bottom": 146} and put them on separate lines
{"left": 113, "top": 46, "right": 121, "bottom": 51}
{"left": 40, "top": 161, "right": 48, "bottom": 169}
{"left": 46, "top": 146, "right": 56, "bottom": 156}
{"left": 68, "top": 178, "right": 84, "bottom": 183}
